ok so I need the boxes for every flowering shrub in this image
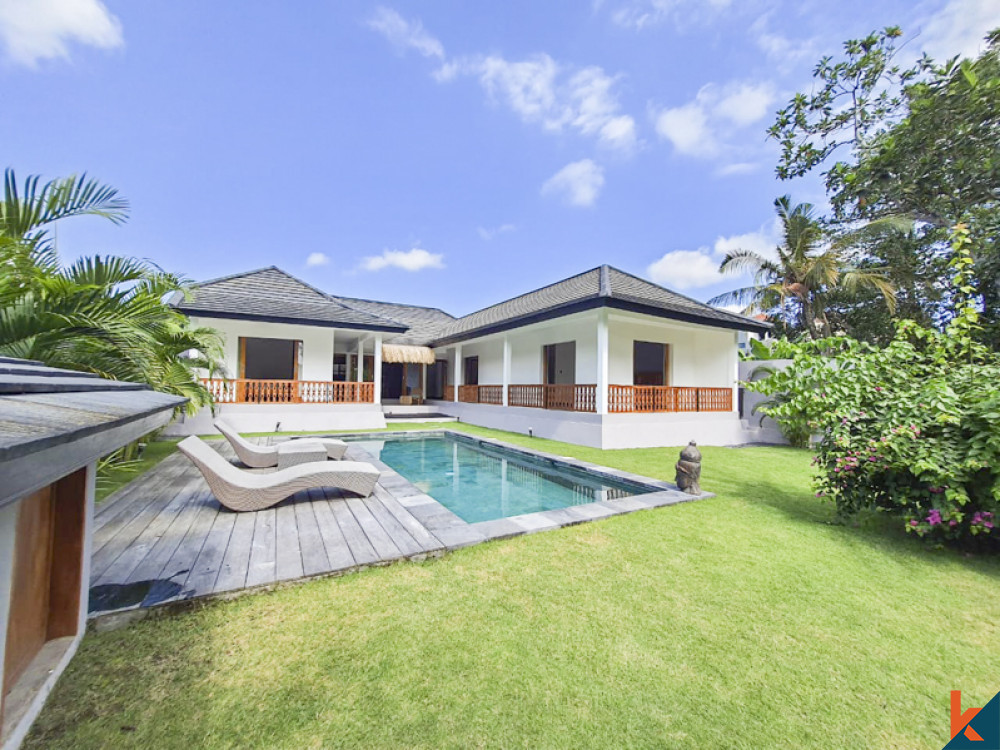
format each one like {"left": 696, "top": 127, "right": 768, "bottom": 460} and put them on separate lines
{"left": 749, "top": 226, "right": 1000, "bottom": 549}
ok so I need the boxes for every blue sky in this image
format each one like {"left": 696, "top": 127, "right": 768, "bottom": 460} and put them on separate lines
{"left": 2, "top": 0, "right": 998, "bottom": 316}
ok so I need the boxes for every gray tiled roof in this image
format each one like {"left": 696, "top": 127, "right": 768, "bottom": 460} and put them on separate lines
{"left": 172, "top": 264, "right": 769, "bottom": 347}
{"left": 0, "top": 357, "right": 185, "bottom": 462}
{"left": 427, "top": 265, "right": 770, "bottom": 345}
{"left": 172, "top": 267, "right": 407, "bottom": 331}
{"left": 329, "top": 296, "right": 456, "bottom": 346}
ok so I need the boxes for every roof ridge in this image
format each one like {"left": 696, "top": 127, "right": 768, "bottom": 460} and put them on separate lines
{"left": 607, "top": 266, "right": 767, "bottom": 326}
{"left": 452, "top": 265, "right": 603, "bottom": 322}
{"left": 599, "top": 265, "right": 611, "bottom": 297}
{"left": 331, "top": 294, "right": 455, "bottom": 318}
{"left": 189, "top": 266, "right": 281, "bottom": 288}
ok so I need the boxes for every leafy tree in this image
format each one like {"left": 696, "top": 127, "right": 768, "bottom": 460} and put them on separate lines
{"left": 770, "top": 27, "right": 1000, "bottom": 344}
{"left": 0, "top": 168, "right": 221, "bottom": 412}
{"left": 749, "top": 226, "right": 999, "bottom": 550}
{"left": 709, "top": 195, "right": 897, "bottom": 339}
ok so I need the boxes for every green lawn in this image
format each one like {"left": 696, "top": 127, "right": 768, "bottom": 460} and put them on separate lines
{"left": 96, "top": 438, "right": 181, "bottom": 503}
{"left": 31, "top": 425, "right": 1000, "bottom": 748}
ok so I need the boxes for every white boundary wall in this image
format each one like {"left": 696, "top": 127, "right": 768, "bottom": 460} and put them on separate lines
{"left": 164, "top": 403, "right": 386, "bottom": 436}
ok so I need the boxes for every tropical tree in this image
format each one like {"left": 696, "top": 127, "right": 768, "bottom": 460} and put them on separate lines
{"left": 709, "top": 196, "right": 898, "bottom": 339}
{"left": 0, "top": 168, "right": 221, "bottom": 413}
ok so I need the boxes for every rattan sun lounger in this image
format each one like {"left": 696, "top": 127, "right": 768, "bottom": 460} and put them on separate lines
{"left": 178, "top": 436, "right": 380, "bottom": 512}
{"left": 214, "top": 418, "right": 348, "bottom": 468}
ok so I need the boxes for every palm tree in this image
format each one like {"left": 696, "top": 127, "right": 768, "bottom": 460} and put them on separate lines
{"left": 0, "top": 168, "right": 221, "bottom": 413}
{"left": 709, "top": 195, "right": 898, "bottom": 339}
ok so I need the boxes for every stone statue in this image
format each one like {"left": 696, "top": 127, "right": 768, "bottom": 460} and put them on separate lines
{"left": 675, "top": 441, "right": 702, "bottom": 494}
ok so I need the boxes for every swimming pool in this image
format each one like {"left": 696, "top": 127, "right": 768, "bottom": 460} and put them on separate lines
{"left": 350, "top": 434, "right": 656, "bottom": 523}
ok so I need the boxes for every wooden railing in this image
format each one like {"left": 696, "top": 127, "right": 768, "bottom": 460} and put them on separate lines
{"left": 507, "top": 384, "right": 597, "bottom": 412}
{"left": 608, "top": 385, "right": 732, "bottom": 413}
{"left": 457, "top": 384, "right": 503, "bottom": 405}
{"left": 442, "top": 385, "right": 455, "bottom": 402}
{"left": 202, "top": 379, "right": 374, "bottom": 404}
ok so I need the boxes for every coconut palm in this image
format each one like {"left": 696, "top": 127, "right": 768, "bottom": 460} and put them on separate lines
{"left": 0, "top": 168, "right": 221, "bottom": 412}
{"left": 709, "top": 195, "right": 898, "bottom": 339}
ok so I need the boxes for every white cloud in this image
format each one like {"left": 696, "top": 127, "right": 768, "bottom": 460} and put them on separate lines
{"left": 749, "top": 13, "right": 817, "bottom": 73}
{"left": 367, "top": 12, "right": 638, "bottom": 154}
{"left": 367, "top": 6, "right": 444, "bottom": 60}
{"left": 653, "top": 80, "right": 776, "bottom": 159}
{"left": 716, "top": 162, "right": 759, "bottom": 176}
{"left": 477, "top": 224, "right": 516, "bottom": 241}
{"left": 609, "top": 0, "right": 732, "bottom": 30}
{"left": 712, "top": 218, "right": 782, "bottom": 261}
{"left": 647, "top": 249, "right": 723, "bottom": 290}
{"left": 360, "top": 248, "right": 445, "bottom": 272}
{"left": 306, "top": 252, "right": 329, "bottom": 267}
{"left": 475, "top": 54, "right": 638, "bottom": 153}
{"left": 645, "top": 217, "right": 782, "bottom": 291}
{"left": 654, "top": 101, "right": 716, "bottom": 157}
{"left": 918, "top": 0, "right": 1000, "bottom": 61}
{"left": 541, "top": 159, "right": 605, "bottom": 207}
{"left": 0, "top": 0, "right": 122, "bottom": 67}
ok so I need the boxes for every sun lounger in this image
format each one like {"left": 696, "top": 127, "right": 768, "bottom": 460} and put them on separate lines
{"left": 214, "top": 418, "right": 347, "bottom": 468}
{"left": 178, "top": 436, "right": 380, "bottom": 512}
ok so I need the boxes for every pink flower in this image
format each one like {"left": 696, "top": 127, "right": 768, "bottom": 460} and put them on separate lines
{"left": 949, "top": 520, "right": 957, "bottom": 527}
{"left": 909, "top": 520, "right": 919, "bottom": 527}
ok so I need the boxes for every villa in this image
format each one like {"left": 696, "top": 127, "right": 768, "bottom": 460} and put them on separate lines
{"left": 168, "top": 265, "right": 771, "bottom": 448}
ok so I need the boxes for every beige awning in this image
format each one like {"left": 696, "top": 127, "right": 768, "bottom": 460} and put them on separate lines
{"left": 381, "top": 344, "right": 436, "bottom": 365}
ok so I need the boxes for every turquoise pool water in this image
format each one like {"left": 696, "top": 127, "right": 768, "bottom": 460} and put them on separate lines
{"left": 351, "top": 435, "right": 653, "bottom": 523}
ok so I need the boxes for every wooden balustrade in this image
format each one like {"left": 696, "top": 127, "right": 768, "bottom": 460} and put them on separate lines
{"left": 442, "top": 385, "right": 455, "bottom": 402}
{"left": 201, "top": 379, "right": 374, "bottom": 405}
{"left": 507, "top": 384, "right": 597, "bottom": 412}
{"left": 607, "top": 385, "right": 732, "bottom": 413}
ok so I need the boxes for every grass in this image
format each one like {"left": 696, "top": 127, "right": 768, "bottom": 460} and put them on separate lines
{"left": 96, "top": 438, "right": 181, "bottom": 503}
{"left": 35, "top": 425, "right": 1000, "bottom": 748}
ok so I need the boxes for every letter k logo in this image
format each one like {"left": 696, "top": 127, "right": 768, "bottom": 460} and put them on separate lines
{"left": 953, "top": 691, "right": 985, "bottom": 742}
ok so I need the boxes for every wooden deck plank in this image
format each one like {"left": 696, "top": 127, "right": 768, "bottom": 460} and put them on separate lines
{"left": 361, "top": 495, "right": 424, "bottom": 557}
{"left": 245, "top": 508, "right": 277, "bottom": 588}
{"left": 91, "top": 473, "right": 206, "bottom": 585}
{"left": 330, "top": 496, "right": 380, "bottom": 566}
{"left": 213, "top": 512, "right": 256, "bottom": 593}
{"left": 89, "top": 470, "right": 200, "bottom": 580}
{"left": 274, "top": 498, "right": 304, "bottom": 581}
{"left": 184, "top": 510, "right": 238, "bottom": 596}
{"left": 93, "top": 454, "right": 187, "bottom": 525}
{"left": 155, "top": 491, "right": 221, "bottom": 593}
{"left": 293, "top": 500, "right": 331, "bottom": 577}
{"left": 91, "top": 461, "right": 189, "bottom": 549}
{"left": 309, "top": 489, "right": 356, "bottom": 571}
{"left": 123, "top": 486, "right": 212, "bottom": 584}
{"left": 345, "top": 496, "right": 402, "bottom": 559}
{"left": 372, "top": 487, "right": 445, "bottom": 552}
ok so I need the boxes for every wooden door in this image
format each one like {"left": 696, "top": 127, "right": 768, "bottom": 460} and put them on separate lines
{"left": 3, "top": 487, "right": 54, "bottom": 696}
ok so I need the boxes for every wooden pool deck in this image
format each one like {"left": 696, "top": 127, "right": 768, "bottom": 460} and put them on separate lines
{"left": 89, "top": 433, "right": 706, "bottom": 619}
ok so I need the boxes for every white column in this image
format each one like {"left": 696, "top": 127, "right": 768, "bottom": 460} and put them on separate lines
{"left": 374, "top": 334, "right": 382, "bottom": 405}
{"left": 329, "top": 330, "right": 336, "bottom": 381}
{"left": 356, "top": 338, "right": 364, "bottom": 381}
{"left": 597, "top": 308, "right": 609, "bottom": 415}
{"left": 502, "top": 335, "right": 511, "bottom": 406}
{"left": 454, "top": 344, "right": 463, "bottom": 402}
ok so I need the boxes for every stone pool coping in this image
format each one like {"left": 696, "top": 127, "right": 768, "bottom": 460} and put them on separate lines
{"left": 338, "top": 428, "right": 713, "bottom": 545}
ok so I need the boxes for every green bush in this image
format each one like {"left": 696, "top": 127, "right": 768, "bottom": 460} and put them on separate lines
{"left": 749, "top": 226, "right": 1000, "bottom": 548}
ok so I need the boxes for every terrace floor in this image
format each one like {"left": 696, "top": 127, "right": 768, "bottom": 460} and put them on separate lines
{"left": 88, "top": 433, "right": 702, "bottom": 619}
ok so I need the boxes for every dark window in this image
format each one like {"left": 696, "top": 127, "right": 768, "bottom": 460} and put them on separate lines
{"left": 332, "top": 353, "right": 347, "bottom": 382}
{"left": 543, "top": 341, "right": 576, "bottom": 384}
{"left": 464, "top": 356, "right": 479, "bottom": 386}
{"left": 241, "top": 337, "right": 297, "bottom": 380}
{"left": 633, "top": 341, "right": 668, "bottom": 386}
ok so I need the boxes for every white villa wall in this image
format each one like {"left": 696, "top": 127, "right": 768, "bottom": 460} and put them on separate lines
{"left": 164, "top": 403, "right": 386, "bottom": 436}
{"left": 190, "top": 317, "right": 337, "bottom": 381}
{"left": 607, "top": 313, "right": 737, "bottom": 389}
